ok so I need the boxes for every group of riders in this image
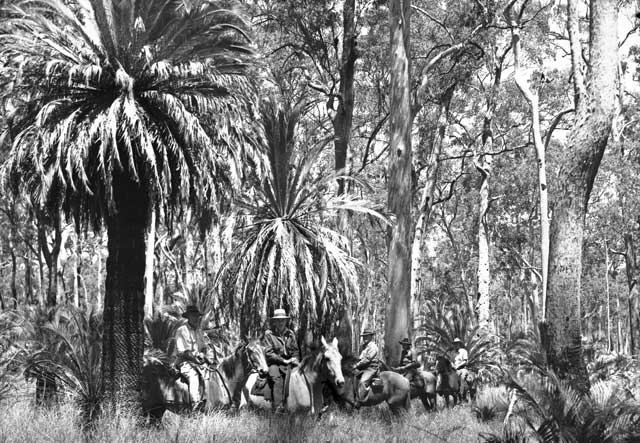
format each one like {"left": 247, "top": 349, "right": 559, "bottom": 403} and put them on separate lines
{"left": 173, "top": 305, "right": 470, "bottom": 412}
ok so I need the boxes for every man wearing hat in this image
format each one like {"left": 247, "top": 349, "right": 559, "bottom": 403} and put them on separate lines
{"left": 452, "top": 337, "right": 469, "bottom": 379}
{"left": 174, "top": 305, "right": 215, "bottom": 410}
{"left": 353, "top": 330, "right": 379, "bottom": 404}
{"left": 263, "top": 308, "right": 300, "bottom": 413}
{"left": 394, "top": 338, "right": 423, "bottom": 389}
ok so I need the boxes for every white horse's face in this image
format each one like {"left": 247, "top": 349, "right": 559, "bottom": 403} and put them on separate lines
{"left": 321, "top": 336, "right": 345, "bottom": 390}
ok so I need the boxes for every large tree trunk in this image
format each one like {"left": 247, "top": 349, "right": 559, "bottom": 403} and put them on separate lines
{"left": 102, "top": 172, "right": 149, "bottom": 412}
{"left": 545, "top": 0, "right": 617, "bottom": 392}
{"left": 384, "top": 0, "right": 412, "bottom": 366}
{"left": 623, "top": 234, "right": 640, "bottom": 356}
{"left": 333, "top": 0, "right": 356, "bottom": 196}
{"left": 409, "top": 85, "right": 455, "bottom": 335}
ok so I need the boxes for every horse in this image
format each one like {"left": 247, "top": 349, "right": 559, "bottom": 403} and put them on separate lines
{"left": 406, "top": 368, "right": 437, "bottom": 411}
{"left": 330, "top": 357, "right": 411, "bottom": 414}
{"left": 458, "top": 368, "right": 477, "bottom": 402}
{"left": 243, "top": 336, "right": 345, "bottom": 414}
{"left": 142, "top": 338, "right": 268, "bottom": 418}
{"left": 434, "top": 355, "right": 460, "bottom": 407}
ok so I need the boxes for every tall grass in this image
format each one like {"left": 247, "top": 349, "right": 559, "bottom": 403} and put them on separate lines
{"left": 0, "top": 397, "right": 500, "bottom": 443}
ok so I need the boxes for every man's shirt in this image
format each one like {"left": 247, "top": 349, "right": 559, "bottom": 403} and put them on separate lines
{"left": 356, "top": 341, "right": 379, "bottom": 369}
{"left": 454, "top": 348, "right": 469, "bottom": 369}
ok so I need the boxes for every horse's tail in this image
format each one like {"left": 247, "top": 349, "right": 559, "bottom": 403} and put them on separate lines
{"left": 404, "top": 388, "right": 411, "bottom": 410}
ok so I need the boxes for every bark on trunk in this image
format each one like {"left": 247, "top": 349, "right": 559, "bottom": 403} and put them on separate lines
{"left": 385, "top": 0, "right": 412, "bottom": 366}
{"left": 623, "top": 234, "right": 640, "bottom": 356}
{"left": 545, "top": 0, "right": 618, "bottom": 392}
{"left": 333, "top": 0, "right": 356, "bottom": 196}
{"left": 102, "top": 172, "right": 149, "bottom": 413}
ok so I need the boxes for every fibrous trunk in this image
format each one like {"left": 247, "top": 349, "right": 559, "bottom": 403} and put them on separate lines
{"left": 102, "top": 172, "right": 149, "bottom": 413}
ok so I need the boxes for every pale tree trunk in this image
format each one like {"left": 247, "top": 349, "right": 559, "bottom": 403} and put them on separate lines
{"left": 144, "top": 206, "right": 156, "bottom": 318}
{"left": 505, "top": 2, "right": 550, "bottom": 319}
{"left": 385, "top": 0, "right": 412, "bottom": 366}
{"left": 475, "top": 156, "right": 492, "bottom": 330}
{"left": 474, "top": 44, "right": 507, "bottom": 330}
{"left": 545, "top": 0, "right": 618, "bottom": 392}
{"left": 605, "top": 239, "right": 611, "bottom": 351}
{"left": 623, "top": 234, "right": 640, "bottom": 355}
{"left": 410, "top": 85, "right": 455, "bottom": 336}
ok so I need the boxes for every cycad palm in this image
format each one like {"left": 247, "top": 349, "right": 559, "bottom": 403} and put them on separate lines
{"left": 1, "top": 0, "right": 258, "bottom": 410}
{"left": 221, "top": 99, "right": 382, "bottom": 339}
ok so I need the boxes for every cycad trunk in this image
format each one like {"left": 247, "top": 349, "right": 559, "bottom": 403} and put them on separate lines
{"left": 102, "top": 172, "right": 148, "bottom": 412}
{"left": 623, "top": 234, "right": 640, "bottom": 356}
{"left": 545, "top": 0, "right": 617, "bottom": 392}
{"left": 384, "top": 0, "right": 412, "bottom": 366}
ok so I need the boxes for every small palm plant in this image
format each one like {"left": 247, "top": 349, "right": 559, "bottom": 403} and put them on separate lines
{"left": 23, "top": 306, "right": 104, "bottom": 421}
{"left": 481, "top": 366, "right": 640, "bottom": 442}
{"left": 219, "top": 98, "right": 385, "bottom": 338}
{"left": 419, "top": 300, "right": 500, "bottom": 374}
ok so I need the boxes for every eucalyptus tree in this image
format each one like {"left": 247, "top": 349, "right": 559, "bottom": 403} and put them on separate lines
{"left": 544, "top": 0, "right": 618, "bottom": 391}
{"left": 0, "top": 0, "right": 259, "bottom": 411}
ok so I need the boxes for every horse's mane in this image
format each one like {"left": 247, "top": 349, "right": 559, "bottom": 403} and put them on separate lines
{"left": 299, "top": 347, "right": 323, "bottom": 371}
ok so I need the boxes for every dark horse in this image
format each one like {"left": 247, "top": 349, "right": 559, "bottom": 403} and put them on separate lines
{"left": 434, "top": 355, "right": 460, "bottom": 407}
{"left": 327, "top": 356, "right": 410, "bottom": 414}
{"left": 142, "top": 339, "right": 268, "bottom": 418}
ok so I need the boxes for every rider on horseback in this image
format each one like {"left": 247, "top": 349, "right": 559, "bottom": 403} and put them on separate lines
{"left": 394, "top": 338, "right": 423, "bottom": 390}
{"left": 452, "top": 338, "right": 469, "bottom": 381}
{"left": 174, "top": 305, "right": 216, "bottom": 410}
{"left": 263, "top": 308, "right": 300, "bottom": 414}
{"left": 354, "top": 330, "right": 379, "bottom": 406}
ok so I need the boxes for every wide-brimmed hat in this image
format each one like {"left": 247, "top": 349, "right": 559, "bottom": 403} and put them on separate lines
{"left": 360, "top": 330, "right": 375, "bottom": 337}
{"left": 452, "top": 338, "right": 464, "bottom": 346}
{"left": 182, "top": 305, "right": 203, "bottom": 318}
{"left": 271, "top": 308, "right": 290, "bottom": 320}
{"left": 399, "top": 338, "right": 411, "bottom": 346}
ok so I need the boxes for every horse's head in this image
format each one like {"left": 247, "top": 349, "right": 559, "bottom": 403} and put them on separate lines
{"left": 320, "top": 336, "right": 345, "bottom": 390}
{"left": 240, "top": 339, "right": 268, "bottom": 377}
{"left": 435, "top": 355, "right": 452, "bottom": 374}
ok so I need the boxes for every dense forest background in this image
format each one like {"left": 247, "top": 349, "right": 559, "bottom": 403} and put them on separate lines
{"left": 1, "top": 0, "right": 640, "bottom": 430}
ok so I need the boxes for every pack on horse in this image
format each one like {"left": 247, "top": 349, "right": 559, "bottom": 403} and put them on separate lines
{"left": 142, "top": 339, "right": 268, "bottom": 418}
{"left": 434, "top": 355, "right": 460, "bottom": 407}
{"left": 243, "top": 336, "right": 345, "bottom": 413}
